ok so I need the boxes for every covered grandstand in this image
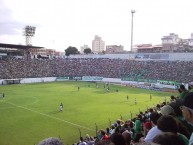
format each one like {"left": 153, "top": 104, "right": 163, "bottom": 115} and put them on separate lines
{"left": 0, "top": 43, "right": 43, "bottom": 59}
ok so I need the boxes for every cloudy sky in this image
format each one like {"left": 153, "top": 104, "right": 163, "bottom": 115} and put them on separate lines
{"left": 0, "top": 0, "right": 193, "bottom": 51}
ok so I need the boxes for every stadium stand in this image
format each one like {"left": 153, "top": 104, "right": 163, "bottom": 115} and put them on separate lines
{"left": 1, "top": 57, "right": 193, "bottom": 83}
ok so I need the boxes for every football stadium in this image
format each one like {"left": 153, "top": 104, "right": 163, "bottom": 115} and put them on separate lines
{"left": 1, "top": 44, "right": 193, "bottom": 145}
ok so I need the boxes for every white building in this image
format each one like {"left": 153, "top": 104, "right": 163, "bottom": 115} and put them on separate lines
{"left": 80, "top": 44, "right": 89, "bottom": 54}
{"left": 92, "top": 35, "right": 105, "bottom": 53}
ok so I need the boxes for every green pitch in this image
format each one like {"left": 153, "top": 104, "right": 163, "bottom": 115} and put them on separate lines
{"left": 0, "top": 81, "right": 174, "bottom": 145}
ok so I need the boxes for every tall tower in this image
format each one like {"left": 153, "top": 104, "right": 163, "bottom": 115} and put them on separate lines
{"left": 23, "top": 25, "right": 36, "bottom": 46}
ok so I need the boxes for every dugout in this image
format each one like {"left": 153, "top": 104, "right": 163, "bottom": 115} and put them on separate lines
{"left": 3, "top": 79, "right": 21, "bottom": 85}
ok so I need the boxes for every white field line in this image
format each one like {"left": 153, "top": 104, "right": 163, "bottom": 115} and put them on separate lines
{"left": 4, "top": 101, "right": 94, "bottom": 131}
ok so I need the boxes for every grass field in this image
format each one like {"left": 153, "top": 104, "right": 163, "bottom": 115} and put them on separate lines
{"left": 0, "top": 81, "right": 174, "bottom": 145}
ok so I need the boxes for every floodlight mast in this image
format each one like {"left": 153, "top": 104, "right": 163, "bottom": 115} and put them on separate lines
{"left": 131, "top": 10, "right": 135, "bottom": 52}
{"left": 23, "top": 25, "right": 36, "bottom": 46}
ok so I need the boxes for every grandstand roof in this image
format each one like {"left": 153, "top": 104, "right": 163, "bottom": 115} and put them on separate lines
{"left": 0, "top": 43, "right": 44, "bottom": 50}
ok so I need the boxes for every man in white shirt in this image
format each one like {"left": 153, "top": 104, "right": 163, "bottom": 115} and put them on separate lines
{"left": 144, "top": 112, "right": 162, "bottom": 142}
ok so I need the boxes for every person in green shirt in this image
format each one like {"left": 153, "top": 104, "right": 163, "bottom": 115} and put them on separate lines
{"left": 179, "top": 85, "right": 188, "bottom": 99}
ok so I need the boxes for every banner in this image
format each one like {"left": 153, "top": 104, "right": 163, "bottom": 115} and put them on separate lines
{"left": 56, "top": 77, "right": 69, "bottom": 81}
{"left": 82, "top": 76, "right": 103, "bottom": 81}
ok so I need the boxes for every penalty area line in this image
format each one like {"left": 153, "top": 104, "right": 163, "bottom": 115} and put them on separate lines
{"left": 4, "top": 101, "right": 94, "bottom": 131}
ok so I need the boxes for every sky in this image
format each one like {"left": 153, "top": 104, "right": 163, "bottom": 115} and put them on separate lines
{"left": 0, "top": 0, "right": 193, "bottom": 52}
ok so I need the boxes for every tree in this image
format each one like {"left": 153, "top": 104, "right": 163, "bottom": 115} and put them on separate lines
{"left": 65, "top": 46, "right": 79, "bottom": 56}
{"left": 84, "top": 48, "right": 91, "bottom": 54}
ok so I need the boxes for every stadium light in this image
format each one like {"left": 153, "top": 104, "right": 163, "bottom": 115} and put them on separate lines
{"left": 23, "top": 25, "right": 36, "bottom": 46}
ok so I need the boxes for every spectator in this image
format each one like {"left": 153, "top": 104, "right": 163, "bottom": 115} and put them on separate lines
{"left": 160, "top": 105, "right": 175, "bottom": 116}
{"left": 157, "top": 115, "right": 188, "bottom": 145}
{"left": 79, "top": 136, "right": 87, "bottom": 145}
{"left": 122, "top": 130, "right": 132, "bottom": 145}
{"left": 38, "top": 137, "right": 64, "bottom": 145}
{"left": 181, "top": 92, "right": 193, "bottom": 145}
{"left": 110, "top": 133, "right": 126, "bottom": 145}
{"left": 144, "top": 112, "right": 162, "bottom": 142}
{"left": 179, "top": 85, "right": 188, "bottom": 99}
{"left": 152, "top": 132, "right": 186, "bottom": 145}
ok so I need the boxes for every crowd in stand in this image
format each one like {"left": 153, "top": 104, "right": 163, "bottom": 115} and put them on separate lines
{"left": 1, "top": 58, "right": 193, "bottom": 83}
{"left": 37, "top": 84, "right": 193, "bottom": 145}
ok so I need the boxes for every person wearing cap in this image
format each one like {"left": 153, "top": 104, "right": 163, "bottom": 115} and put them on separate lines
{"left": 160, "top": 104, "right": 191, "bottom": 138}
{"left": 181, "top": 92, "right": 193, "bottom": 145}
{"left": 143, "top": 122, "right": 152, "bottom": 137}
{"left": 160, "top": 105, "right": 175, "bottom": 116}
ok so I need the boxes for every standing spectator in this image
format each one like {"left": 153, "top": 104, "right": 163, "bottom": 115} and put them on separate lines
{"left": 179, "top": 85, "right": 188, "bottom": 99}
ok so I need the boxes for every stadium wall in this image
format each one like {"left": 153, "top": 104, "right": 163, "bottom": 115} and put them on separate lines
{"left": 69, "top": 53, "right": 193, "bottom": 61}
{"left": 0, "top": 77, "right": 179, "bottom": 90}
{"left": 20, "top": 77, "right": 56, "bottom": 84}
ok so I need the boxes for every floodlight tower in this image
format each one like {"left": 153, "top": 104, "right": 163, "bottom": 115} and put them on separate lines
{"left": 130, "top": 10, "right": 135, "bottom": 52}
{"left": 23, "top": 25, "right": 36, "bottom": 46}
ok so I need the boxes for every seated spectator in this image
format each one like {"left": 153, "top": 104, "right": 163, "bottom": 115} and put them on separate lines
{"left": 94, "top": 140, "right": 114, "bottom": 145}
{"left": 85, "top": 134, "right": 95, "bottom": 145}
{"left": 144, "top": 112, "right": 162, "bottom": 142}
{"left": 181, "top": 92, "right": 193, "bottom": 145}
{"left": 100, "top": 130, "right": 110, "bottom": 140}
{"left": 143, "top": 122, "right": 152, "bottom": 137}
{"left": 109, "top": 125, "right": 115, "bottom": 135}
{"left": 38, "top": 137, "right": 64, "bottom": 145}
{"left": 152, "top": 132, "right": 186, "bottom": 145}
{"left": 169, "top": 102, "right": 192, "bottom": 138}
{"left": 170, "top": 95, "right": 176, "bottom": 103}
{"left": 157, "top": 115, "right": 188, "bottom": 145}
{"left": 122, "top": 130, "right": 132, "bottom": 145}
{"left": 160, "top": 105, "right": 175, "bottom": 116}
{"left": 79, "top": 136, "right": 87, "bottom": 145}
{"left": 110, "top": 133, "right": 126, "bottom": 145}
